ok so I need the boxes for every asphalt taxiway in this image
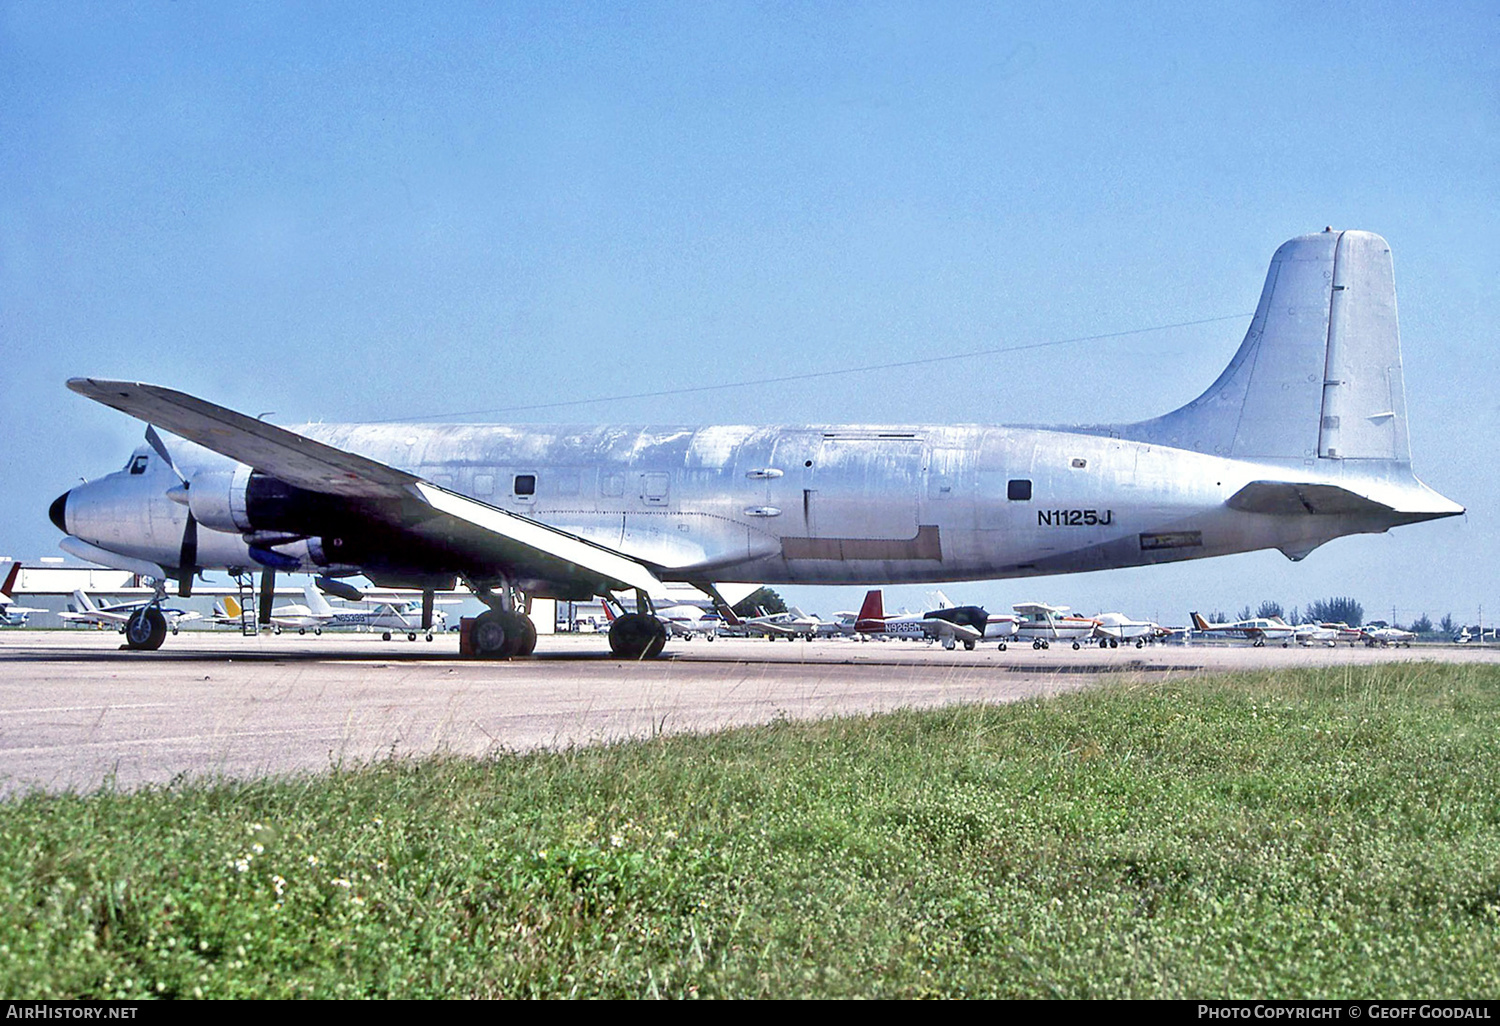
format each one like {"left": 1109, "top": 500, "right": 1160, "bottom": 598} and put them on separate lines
{"left": 3, "top": 631, "right": 1496, "bottom": 794}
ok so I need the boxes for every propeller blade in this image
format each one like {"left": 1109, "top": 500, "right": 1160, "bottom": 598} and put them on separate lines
{"left": 144, "top": 425, "right": 188, "bottom": 485}
{"left": 177, "top": 513, "right": 198, "bottom": 597}
{"left": 147, "top": 426, "right": 199, "bottom": 598}
{"left": 259, "top": 569, "right": 276, "bottom": 626}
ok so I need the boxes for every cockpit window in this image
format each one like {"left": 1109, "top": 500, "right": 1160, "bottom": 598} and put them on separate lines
{"left": 128, "top": 455, "right": 149, "bottom": 475}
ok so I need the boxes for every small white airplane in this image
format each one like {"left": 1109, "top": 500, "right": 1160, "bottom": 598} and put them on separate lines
{"left": 603, "top": 596, "right": 722, "bottom": 640}
{"left": 853, "top": 589, "right": 990, "bottom": 650}
{"left": 1189, "top": 611, "right": 1297, "bottom": 647}
{"left": 62, "top": 589, "right": 202, "bottom": 634}
{"left": 0, "top": 563, "right": 48, "bottom": 627}
{"left": 741, "top": 605, "right": 831, "bottom": 641}
{"left": 331, "top": 599, "right": 449, "bottom": 641}
{"left": 1314, "top": 622, "right": 1364, "bottom": 645}
{"left": 1291, "top": 623, "right": 1340, "bottom": 647}
{"left": 1088, "top": 612, "right": 1162, "bottom": 648}
{"left": 214, "top": 583, "right": 335, "bottom": 634}
{"left": 1362, "top": 625, "right": 1416, "bottom": 647}
{"left": 1013, "top": 603, "right": 1098, "bottom": 650}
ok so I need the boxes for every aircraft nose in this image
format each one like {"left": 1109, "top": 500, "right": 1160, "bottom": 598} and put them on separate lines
{"left": 49, "top": 490, "right": 69, "bottom": 533}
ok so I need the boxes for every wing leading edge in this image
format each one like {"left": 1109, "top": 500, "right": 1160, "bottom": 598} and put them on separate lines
{"left": 67, "top": 378, "right": 665, "bottom": 595}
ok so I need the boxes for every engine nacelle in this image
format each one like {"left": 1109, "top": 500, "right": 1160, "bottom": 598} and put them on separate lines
{"left": 185, "top": 466, "right": 254, "bottom": 534}
{"left": 186, "top": 468, "right": 362, "bottom": 539}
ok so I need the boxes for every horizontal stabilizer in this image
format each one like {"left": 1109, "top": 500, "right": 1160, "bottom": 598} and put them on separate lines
{"left": 1226, "top": 481, "right": 1395, "bottom": 517}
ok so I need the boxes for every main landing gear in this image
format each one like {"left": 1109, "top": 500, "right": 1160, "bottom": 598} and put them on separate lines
{"left": 471, "top": 609, "right": 538, "bottom": 659}
{"left": 608, "top": 612, "right": 667, "bottom": 660}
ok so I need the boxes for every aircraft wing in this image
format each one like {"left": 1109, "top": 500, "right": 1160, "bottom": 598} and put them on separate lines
{"left": 61, "top": 610, "right": 129, "bottom": 626}
{"left": 918, "top": 618, "right": 984, "bottom": 642}
{"left": 68, "top": 379, "right": 666, "bottom": 595}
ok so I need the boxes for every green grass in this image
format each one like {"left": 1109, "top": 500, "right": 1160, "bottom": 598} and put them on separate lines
{"left": 3, "top": 662, "right": 1499, "bottom": 998}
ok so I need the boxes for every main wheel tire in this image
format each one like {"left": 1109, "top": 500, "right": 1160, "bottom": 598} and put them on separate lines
{"left": 998, "top": 642, "right": 1008, "bottom": 651}
{"left": 381, "top": 631, "right": 392, "bottom": 642}
{"left": 472, "top": 610, "right": 514, "bottom": 659}
{"left": 1072, "top": 641, "right": 1081, "bottom": 650}
{"left": 609, "top": 613, "right": 667, "bottom": 659}
{"left": 124, "top": 608, "right": 167, "bottom": 651}
{"left": 963, "top": 639, "right": 976, "bottom": 651}
{"left": 513, "top": 615, "right": 538, "bottom": 657}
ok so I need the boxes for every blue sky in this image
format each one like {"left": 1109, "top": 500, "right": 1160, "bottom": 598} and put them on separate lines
{"left": 3, "top": 2, "right": 1497, "bottom": 626}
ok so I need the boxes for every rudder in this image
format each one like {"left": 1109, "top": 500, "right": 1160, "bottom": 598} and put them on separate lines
{"left": 1121, "top": 230, "right": 1410, "bottom": 464}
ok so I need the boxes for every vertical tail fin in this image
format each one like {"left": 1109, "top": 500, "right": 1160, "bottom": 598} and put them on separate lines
{"left": 856, "top": 589, "right": 885, "bottom": 629}
{"left": 1190, "top": 611, "right": 1211, "bottom": 631}
{"left": 0, "top": 562, "right": 19, "bottom": 599}
{"left": 303, "top": 583, "right": 333, "bottom": 618}
{"left": 222, "top": 596, "right": 242, "bottom": 619}
{"left": 73, "top": 589, "right": 98, "bottom": 614}
{"left": 1123, "top": 230, "right": 1411, "bottom": 463}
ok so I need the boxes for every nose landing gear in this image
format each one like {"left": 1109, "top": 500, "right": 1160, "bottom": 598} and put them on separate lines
{"left": 123, "top": 607, "right": 167, "bottom": 651}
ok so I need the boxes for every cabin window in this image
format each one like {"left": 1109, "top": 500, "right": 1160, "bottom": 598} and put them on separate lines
{"left": 128, "top": 455, "right": 149, "bottom": 475}
{"left": 474, "top": 474, "right": 495, "bottom": 497}
{"left": 640, "top": 472, "right": 670, "bottom": 506}
{"left": 1007, "top": 479, "right": 1032, "bottom": 501}
{"left": 514, "top": 474, "right": 536, "bottom": 497}
{"left": 601, "top": 472, "right": 624, "bottom": 497}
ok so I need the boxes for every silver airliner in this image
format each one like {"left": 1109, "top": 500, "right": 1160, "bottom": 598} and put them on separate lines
{"left": 49, "top": 229, "right": 1462, "bottom": 657}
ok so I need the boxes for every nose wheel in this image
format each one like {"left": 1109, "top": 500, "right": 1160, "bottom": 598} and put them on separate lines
{"left": 124, "top": 608, "right": 167, "bottom": 651}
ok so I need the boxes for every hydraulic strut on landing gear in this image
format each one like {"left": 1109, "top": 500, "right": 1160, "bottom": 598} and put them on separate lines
{"left": 123, "top": 578, "right": 171, "bottom": 651}
{"left": 464, "top": 577, "right": 539, "bottom": 659}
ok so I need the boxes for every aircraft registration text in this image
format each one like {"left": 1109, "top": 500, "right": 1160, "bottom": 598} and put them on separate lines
{"left": 1037, "top": 509, "right": 1114, "bottom": 527}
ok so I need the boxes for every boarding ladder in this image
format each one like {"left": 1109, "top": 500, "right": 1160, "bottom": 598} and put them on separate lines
{"left": 235, "top": 575, "right": 257, "bottom": 637}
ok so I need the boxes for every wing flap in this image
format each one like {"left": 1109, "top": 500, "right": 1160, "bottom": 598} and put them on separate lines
{"left": 413, "top": 484, "right": 663, "bottom": 594}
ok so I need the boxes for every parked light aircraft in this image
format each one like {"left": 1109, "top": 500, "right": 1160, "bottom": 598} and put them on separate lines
{"left": 0, "top": 563, "right": 48, "bottom": 626}
{"left": 853, "top": 589, "right": 990, "bottom": 650}
{"left": 1315, "top": 622, "right": 1364, "bottom": 645}
{"left": 48, "top": 230, "right": 1462, "bottom": 657}
{"left": 1189, "top": 611, "right": 1297, "bottom": 647}
{"left": 1291, "top": 623, "right": 1340, "bottom": 647}
{"left": 62, "top": 590, "right": 201, "bottom": 633}
{"left": 1089, "top": 611, "right": 1161, "bottom": 648}
{"left": 737, "top": 605, "right": 831, "bottom": 640}
{"left": 214, "top": 583, "right": 334, "bottom": 634}
{"left": 1361, "top": 625, "right": 1416, "bottom": 647}
{"left": 1012, "top": 603, "right": 1098, "bottom": 649}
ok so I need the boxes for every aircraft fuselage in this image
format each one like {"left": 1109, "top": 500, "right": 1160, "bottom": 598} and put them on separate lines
{"left": 58, "top": 419, "right": 1426, "bottom": 593}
